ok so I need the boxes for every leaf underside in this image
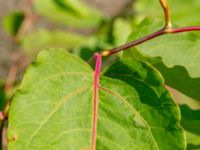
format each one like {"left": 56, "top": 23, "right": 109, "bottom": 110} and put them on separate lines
{"left": 8, "top": 49, "right": 185, "bottom": 150}
{"left": 128, "top": 19, "right": 200, "bottom": 78}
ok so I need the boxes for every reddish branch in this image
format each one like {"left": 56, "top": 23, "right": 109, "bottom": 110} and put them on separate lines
{"left": 98, "top": 0, "right": 200, "bottom": 57}
{"left": 100, "top": 26, "right": 200, "bottom": 57}
{"left": 92, "top": 53, "right": 102, "bottom": 150}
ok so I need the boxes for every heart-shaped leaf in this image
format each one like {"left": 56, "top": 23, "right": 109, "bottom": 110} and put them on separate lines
{"left": 8, "top": 49, "right": 185, "bottom": 149}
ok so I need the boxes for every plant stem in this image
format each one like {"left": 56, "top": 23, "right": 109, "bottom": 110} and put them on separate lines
{"left": 170, "top": 26, "right": 200, "bottom": 33}
{"left": 100, "top": 26, "right": 200, "bottom": 57}
{"left": 101, "top": 28, "right": 166, "bottom": 56}
{"left": 92, "top": 53, "right": 102, "bottom": 150}
{"left": 159, "top": 0, "right": 171, "bottom": 28}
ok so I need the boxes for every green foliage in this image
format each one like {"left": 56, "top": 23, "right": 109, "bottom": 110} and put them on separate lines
{"left": 3, "top": 11, "right": 25, "bottom": 36}
{"left": 0, "top": 81, "right": 5, "bottom": 110}
{"left": 113, "top": 18, "right": 132, "bottom": 46}
{"left": 8, "top": 49, "right": 185, "bottom": 149}
{"left": 33, "top": 0, "right": 104, "bottom": 28}
{"left": 135, "top": 0, "right": 200, "bottom": 26}
{"left": 21, "top": 29, "right": 95, "bottom": 58}
{"left": 180, "top": 105, "right": 200, "bottom": 149}
{"left": 2, "top": 0, "right": 200, "bottom": 149}
{"left": 128, "top": 19, "right": 200, "bottom": 78}
{"left": 154, "top": 62, "right": 200, "bottom": 101}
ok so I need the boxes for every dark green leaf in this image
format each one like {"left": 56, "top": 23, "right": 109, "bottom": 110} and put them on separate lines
{"left": 0, "top": 81, "right": 5, "bottom": 110}
{"left": 154, "top": 62, "right": 200, "bottom": 101}
{"left": 3, "top": 11, "right": 25, "bottom": 36}
{"left": 180, "top": 105, "right": 200, "bottom": 149}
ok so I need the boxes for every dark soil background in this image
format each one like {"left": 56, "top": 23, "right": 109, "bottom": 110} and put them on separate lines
{"left": 0, "top": 0, "right": 131, "bottom": 80}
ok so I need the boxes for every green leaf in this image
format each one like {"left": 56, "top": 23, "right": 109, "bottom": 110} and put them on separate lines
{"left": 166, "top": 86, "right": 200, "bottom": 110}
{"left": 21, "top": 29, "right": 95, "bottom": 58}
{"left": 3, "top": 11, "right": 25, "bottom": 36}
{"left": 8, "top": 49, "right": 185, "bottom": 149}
{"left": 128, "top": 19, "right": 200, "bottom": 78}
{"left": 186, "top": 131, "right": 200, "bottom": 150}
{"left": 180, "top": 105, "right": 200, "bottom": 135}
{"left": 124, "top": 48, "right": 200, "bottom": 102}
{"left": 33, "top": 0, "right": 104, "bottom": 28}
{"left": 135, "top": 0, "right": 200, "bottom": 26}
{"left": 103, "top": 58, "right": 185, "bottom": 150}
{"left": 0, "top": 81, "right": 5, "bottom": 110}
{"left": 113, "top": 18, "right": 132, "bottom": 46}
{"left": 180, "top": 105, "right": 200, "bottom": 149}
{"left": 154, "top": 61, "right": 200, "bottom": 101}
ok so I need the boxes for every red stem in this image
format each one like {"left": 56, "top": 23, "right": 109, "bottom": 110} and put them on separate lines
{"left": 104, "top": 28, "right": 166, "bottom": 56}
{"left": 100, "top": 26, "right": 200, "bottom": 57}
{"left": 171, "top": 26, "right": 200, "bottom": 33}
{"left": 92, "top": 53, "right": 102, "bottom": 150}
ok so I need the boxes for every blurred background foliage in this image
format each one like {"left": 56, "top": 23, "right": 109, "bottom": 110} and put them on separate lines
{"left": 0, "top": 0, "right": 200, "bottom": 149}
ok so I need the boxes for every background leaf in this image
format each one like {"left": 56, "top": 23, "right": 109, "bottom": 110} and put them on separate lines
{"left": 33, "top": 0, "right": 104, "bottom": 28}
{"left": 128, "top": 19, "right": 200, "bottom": 78}
{"left": 135, "top": 0, "right": 200, "bottom": 26}
{"left": 3, "top": 11, "right": 25, "bottom": 36}
{"left": 21, "top": 29, "right": 95, "bottom": 58}
{"left": 180, "top": 105, "right": 200, "bottom": 149}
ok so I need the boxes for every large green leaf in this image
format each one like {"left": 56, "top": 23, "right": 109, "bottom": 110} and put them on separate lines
{"left": 135, "top": 0, "right": 200, "bottom": 26}
{"left": 33, "top": 0, "right": 104, "bottom": 28}
{"left": 8, "top": 49, "right": 185, "bottom": 149}
{"left": 128, "top": 19, "right": 200, "bottom": 78}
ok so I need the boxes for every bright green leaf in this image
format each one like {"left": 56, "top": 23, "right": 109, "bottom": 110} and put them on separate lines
{"left": 8, "top": 49, "right": 185, "bottom": 149}
{"left": 113, "top": 18, "right": 132, "bottom": 46}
